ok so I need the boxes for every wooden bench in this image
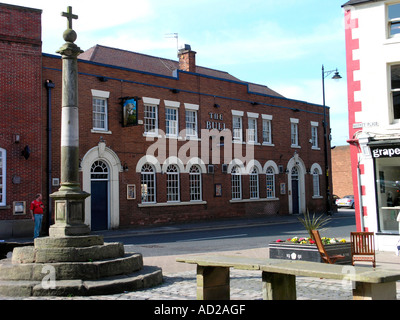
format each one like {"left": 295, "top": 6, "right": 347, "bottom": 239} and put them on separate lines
{"left": 177, "top": 255, "right": 400, "bottom": 300}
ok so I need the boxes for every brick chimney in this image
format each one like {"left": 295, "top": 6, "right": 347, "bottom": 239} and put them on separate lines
{"left": 178, "top": 44, "right": 196, "bottom": 73}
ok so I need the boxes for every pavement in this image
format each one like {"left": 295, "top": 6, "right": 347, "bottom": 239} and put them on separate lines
{"left": 1, "top": 210, "right": 400, "bottom": 300}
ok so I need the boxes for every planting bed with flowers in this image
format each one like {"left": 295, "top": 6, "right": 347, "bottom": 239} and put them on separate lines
{"left": 275, "top": 237, "right": 347, "bottom": 245}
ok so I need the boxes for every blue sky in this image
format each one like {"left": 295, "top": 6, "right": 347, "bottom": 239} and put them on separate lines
{"left": 5, "top": 0, "right": 349, "bottom": 146}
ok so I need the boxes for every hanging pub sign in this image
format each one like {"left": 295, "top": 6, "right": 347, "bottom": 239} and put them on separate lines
{"left": 120, "top": 96, "right": 140, "bottom": 127}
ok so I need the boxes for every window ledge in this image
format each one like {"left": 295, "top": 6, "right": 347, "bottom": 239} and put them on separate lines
{"left": 91, "top": 129, "right": 112, "bottom": 135}
{"left": 230, "top": 198, "right": 279, "bottom": 203}
{"left": 312, "top": 196, "right": 323, "bottom": 199}
{"left": 138, "top": 201, "right": 207, "bottom": 208}
{"left": 0, "top": 205, "right": 11, "bottom": 210}
{"left": 262, "top": 142, "right": 275, "bottom": 147}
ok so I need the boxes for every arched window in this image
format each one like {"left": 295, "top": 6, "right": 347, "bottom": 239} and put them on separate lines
{"left": 141, "top": 164, "right": 156, "bottom": 203}
{"left": 266, "top": 167, "right": 275, "bottom": 199}
{"left": 313, "top": 168, "right": 320, "bottom": 197}
{"left": 249, "top": 167, "right": 259, "bottom": 199}
{"left": 0, "top": 148, "right": 5, "bottom": 206}
{"left": 231, "top": 165, "right": 242, "bottom": 200}
{"left": 189, "top": 165, "right": 202, "bottom": 201}
{"left": 166, "top": 164, "right": 180, "bottom": 202}
{"left": 91, "top": 161, "right": 109, "bottom": 181}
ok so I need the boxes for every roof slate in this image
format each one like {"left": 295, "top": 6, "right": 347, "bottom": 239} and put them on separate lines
{"left": 342, "top": 0, "right": 383, "bottom": 7}
{"left": 79, "top": 45, "right": 283, "bottom": 98}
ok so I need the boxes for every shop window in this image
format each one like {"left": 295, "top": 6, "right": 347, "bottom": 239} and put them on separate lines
{"left": 373, "top": 148, "right": 400, "bottom": 234}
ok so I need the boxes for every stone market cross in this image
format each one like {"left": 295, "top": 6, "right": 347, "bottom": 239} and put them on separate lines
{"left": 61, "top": 6, "right": 78, "bottom": 30}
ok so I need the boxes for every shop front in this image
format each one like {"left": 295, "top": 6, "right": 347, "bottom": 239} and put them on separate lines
{"left": 370, "top": 140, "right": 400, "bottom": 250}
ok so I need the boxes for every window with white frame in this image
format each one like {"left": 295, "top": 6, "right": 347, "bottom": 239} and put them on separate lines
{"left": 166, "top": 108, "right": 178, "bottom": 137}
{"left": 291, "top": 119, "right": 299, "bottom": 147}
{"left": 262, "top": 118, "right": 272, "bottom": 144}
{"left": 141, "top": 164, "right": 156, "bottom": 204}
{"left": 185, "top": 110, "right": 198, "bottom": 137}
{"left": 233, "top": 116, "right": 243, "bottom": 142}
{"left": 247, "top": 118, "right": 257, "bottom": 143}
{"left": 0, "top": 148, "right": 5, "bottom": 206}
{"left": 92, "top": 98, "right": 108, "bottom": 131}
{"left": 189, "top": 165, "right": 202, "bottom": 201}
{"left": 389, "top": 3, "right": 400, "bottom": 37}
{"left": 231, "top": 166, "right": 242, "bottom": 200}
{"left": 92, "top": 90, "right": 110, "bottom": 132}
{"left": 144, "top": 104, "right": 158, "bottom": 135}
{"left": 311, "top": 122, "right": 319, "bottom": 148}
{"left": 249, "top": 167, "right": 259, "bottom": 199}
{"left": 166, "top": 164, "right": 180, "bottom": 202}
{"left": 312, "top": 168, "right": 320, "bottom": 197}
{"left": 391, "top": 64, "right": 400, "bottom": 121}
{"left": 266, "top": 167, "right": 275, "bottom": 199}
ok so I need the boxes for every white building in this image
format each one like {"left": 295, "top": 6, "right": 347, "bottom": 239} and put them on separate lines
{"left": 343, "top": 0, "right": 400, "bottom": 251}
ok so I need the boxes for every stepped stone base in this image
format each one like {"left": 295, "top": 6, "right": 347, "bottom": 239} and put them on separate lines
{"left": 0, "top": 235, "right": 163, "bottom": 297}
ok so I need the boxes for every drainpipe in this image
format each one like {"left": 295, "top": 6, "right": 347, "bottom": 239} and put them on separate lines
{"left": 45, "top": 80, "right": 55, "bottom": 233}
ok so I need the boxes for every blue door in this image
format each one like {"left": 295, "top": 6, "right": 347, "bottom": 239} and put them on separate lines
{"left": 91, "top": 161, "right": 109, "bottom": 231}
{"left": 91, "top": 181, "right": 108, "bottom": 231}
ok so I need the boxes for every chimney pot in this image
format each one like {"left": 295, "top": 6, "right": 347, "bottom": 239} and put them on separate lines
{"left": 178, "top": 44, "right": 196, "bottom": 73}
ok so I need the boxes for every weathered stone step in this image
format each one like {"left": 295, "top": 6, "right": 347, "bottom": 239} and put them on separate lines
{"left": 12, "top": 242, "right": 125, "bottom": 264}
{"left": 0, "top": 265, "right": 163, "bottom": 297}
{"left": 0, "top": 253, "right": 143, "bottom": 281}
{"left": 34, "top": 235, "right": 104, "bottom": 249}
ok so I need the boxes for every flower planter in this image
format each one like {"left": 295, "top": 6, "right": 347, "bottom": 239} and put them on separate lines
{"left": 269, "top": 242, "right": 352, "bottom": 264}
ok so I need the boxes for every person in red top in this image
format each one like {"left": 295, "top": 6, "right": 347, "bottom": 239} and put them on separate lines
{"left": 30, "top": 193, "right": 44, "bottom": 239}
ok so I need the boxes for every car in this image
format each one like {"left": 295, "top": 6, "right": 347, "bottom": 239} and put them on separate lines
{"left": 336, "top": 195, "right": 355, "bottom": 209}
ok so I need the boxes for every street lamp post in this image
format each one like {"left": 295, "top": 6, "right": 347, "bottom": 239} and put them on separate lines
{"left": 322, "top": 65, "right": 342, "bottom": 216}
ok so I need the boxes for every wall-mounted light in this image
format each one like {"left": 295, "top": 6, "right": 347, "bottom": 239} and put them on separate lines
{"left": 97, "top": 76, "right": 108, "bottom": 82}
{"left": 214, "top": 104, "right": 220, "bottom": 108}
{"left": 251, "top": 102, "right": 259, "bottom": 106}
{"left": 14, "top": 134, "right": 20, "bottom": 144}
{"left": 170, "top": 89, "right": 180, "bottom": 94}
{"left": 123, "top": 163, "right": 129, "bottom": 172}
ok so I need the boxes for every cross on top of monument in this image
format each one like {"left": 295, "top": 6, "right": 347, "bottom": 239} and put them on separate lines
{"left": 61, "top": 6, "right": 78, "bottom": 30}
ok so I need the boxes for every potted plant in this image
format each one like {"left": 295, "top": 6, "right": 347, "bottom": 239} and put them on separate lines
{"left": 269, "top": 210, "right": 352, "bottom": 264}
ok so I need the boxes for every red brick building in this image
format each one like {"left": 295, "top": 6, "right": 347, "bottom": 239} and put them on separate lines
{"left": 331, "top": 145, "right": 353, "bottom": 198}
{"left": 0, "top": 4, "right": 42, "bottom": 237}
{"left": 0, "top": 3, "right": 333, "bottom": 236}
